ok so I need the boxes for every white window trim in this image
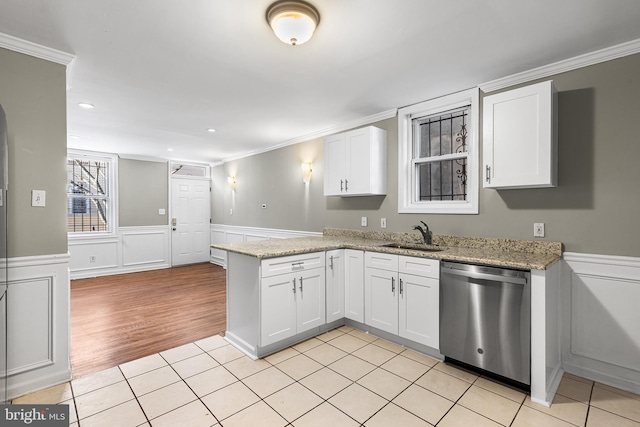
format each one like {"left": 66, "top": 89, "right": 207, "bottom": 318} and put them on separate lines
{"left": 67, "top": 149, "right": 119, "bottom": 239}
{"left": 398, "top": 88, "right": 479, "bottom": 214}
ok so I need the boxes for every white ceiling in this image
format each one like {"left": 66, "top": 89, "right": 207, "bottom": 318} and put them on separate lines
{"left": 1, "top": 0, "right": 640, "bottom": 164}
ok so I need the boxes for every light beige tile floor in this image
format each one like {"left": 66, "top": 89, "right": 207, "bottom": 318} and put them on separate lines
{"left": 12, "top": 326, "right": 640, "bottom": 426}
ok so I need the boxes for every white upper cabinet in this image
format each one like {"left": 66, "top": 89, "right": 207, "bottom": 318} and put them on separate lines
{"left": 324, "top": 126, "right": 387, "bottom": 196}
{"left": 483, "top": 80, "right": 557, "bottom": 189}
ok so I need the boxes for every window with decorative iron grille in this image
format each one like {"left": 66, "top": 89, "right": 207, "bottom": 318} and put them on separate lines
{"left": 66, "top": 155, "right": 112, "bottom": 233}
{"left": 397, "top": 88, "right": 479, "bottom": 214}
{"left": 414, "top": 106, "right": 469, "bottom": 202}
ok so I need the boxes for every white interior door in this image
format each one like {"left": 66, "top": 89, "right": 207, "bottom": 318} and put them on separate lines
{"left": 171, "top": 177, "right": 210, "bottom": 266}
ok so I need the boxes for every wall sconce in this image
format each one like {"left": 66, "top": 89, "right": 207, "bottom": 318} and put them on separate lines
{"left": 301, "top": 163, "right": 312, "bottom": 183}
{"left": 227, "top": 176, "right": 236, "bottom": 190}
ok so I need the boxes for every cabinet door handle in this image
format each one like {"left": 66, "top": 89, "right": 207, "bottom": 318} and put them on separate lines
{"left": 292, "top": 278, "right": 296, "bottom": 293}
{"left": 485, "top": 165, "right": 491, "bottom": 183}
{"left": 329, "top": 256, "right": 334, "bottom": 269}
{"left": 340, "top": 179, "right": 344, "bottom": 191}
{"left": 299, "top": 276, "right": 303, "bottom": 292}
{"left": 345, "top": 179, "right": 348, "bottom": 191}
{"left": 399, "top": 278, "right": 403, "bottom": 296}
{"left": 391, "top": 277, "right": 395, "bottom": 293}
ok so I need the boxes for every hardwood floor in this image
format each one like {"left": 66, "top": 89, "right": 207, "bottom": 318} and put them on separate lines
{"left": 70, "top": 263, "right": 226, "bottom": 378}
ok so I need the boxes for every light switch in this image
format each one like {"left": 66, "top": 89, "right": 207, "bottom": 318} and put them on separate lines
{"left": 159, "top": 208, "right": 166, "bottom": 215}
{"left": 31, "top": 190, "right": 46, "bottom": 207}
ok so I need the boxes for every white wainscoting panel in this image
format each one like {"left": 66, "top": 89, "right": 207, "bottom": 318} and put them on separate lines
{"left": 121, "top": 227, "right": 170, "bottom": 268}
{"left": 6, "top": 253, "right": 71, "bottom": 399}
{"left": 210, "top": 230, "right": 226, "bottom": 266}
{"left": 68, "top": 237, "right": 119, "bottom": 275}
{"left": 562, "top": 253, "right": 640, "bottom": 394}
{"left": 7, "top": 277, "right": 52, "bottom": 375}
{"left": 69, "top": 226, "right": 171, "bottom": 279}
{"left": 210, "top": 224, "right": 321, "bottom": 267}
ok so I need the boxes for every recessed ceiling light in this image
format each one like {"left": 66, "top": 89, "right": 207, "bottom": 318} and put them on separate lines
{"left": 207, "top": 128, "right": 216, "bottom": 133}
{"left": 167, "top": 148, "right": 174, "bottom": 152}
{"left": 78, "top": 103, "right": 94, "bottom": 109}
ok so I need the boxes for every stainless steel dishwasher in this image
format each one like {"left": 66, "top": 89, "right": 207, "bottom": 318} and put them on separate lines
{"left": 439, "top": 261, "right": 531, "bottom": 386}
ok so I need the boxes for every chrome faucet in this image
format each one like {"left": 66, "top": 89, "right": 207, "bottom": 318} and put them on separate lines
{"left": 413, "top": 221, "right": 432, "bottom": 245}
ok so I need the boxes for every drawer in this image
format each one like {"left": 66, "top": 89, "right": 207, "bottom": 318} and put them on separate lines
{"left": 261, "top": 252, "right": 325, "bottom": 278}
{"left": 399, "top": 256, "right": 439, "bottom": 278}
{"left": 365, "top": 251, "right": 398, "bottom": 271}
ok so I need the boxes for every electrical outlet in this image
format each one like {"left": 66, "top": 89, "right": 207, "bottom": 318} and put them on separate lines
{"left": 534, "top": 223, "right": 545, "bottom": 238}
{"left": 89, "top": 255, "right": 96, "bottom": 263}
{"left": 361, "top": 216, "right": 368, "bottom": 227}
{"left": 380, "top": 218, "right": 387, "bottom": 228}
{"left": 229, "top": 208, "right": 233, "bottom": 215}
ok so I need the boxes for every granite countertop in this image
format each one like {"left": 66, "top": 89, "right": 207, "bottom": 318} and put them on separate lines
{"left": 212, "top": 228, "right": 563, "bottom": 270}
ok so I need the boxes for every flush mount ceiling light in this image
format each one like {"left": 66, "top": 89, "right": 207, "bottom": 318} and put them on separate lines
{"left": 266, "top": 0, "right": 320, "bottom": 46}
{"left": 78, "top": 103, "right": 94, "bottom": 109}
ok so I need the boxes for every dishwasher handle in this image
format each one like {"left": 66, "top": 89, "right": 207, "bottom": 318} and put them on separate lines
{"left": 441, "top": 264, "right": 528, "bottom": 286}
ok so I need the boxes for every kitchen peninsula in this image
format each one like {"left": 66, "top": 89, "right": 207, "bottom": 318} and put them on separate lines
{"left": 212, "top": 228, "right": 563, "bottom": 406}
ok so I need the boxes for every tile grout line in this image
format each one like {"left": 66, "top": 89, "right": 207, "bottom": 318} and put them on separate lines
{"left": 119, "top": 364, "right": 152, "bottom": 427}
{"left": 157, "top": 346, "right": 226, "bottom": 426}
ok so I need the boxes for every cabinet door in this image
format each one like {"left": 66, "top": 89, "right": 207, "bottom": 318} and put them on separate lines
{"left": 344, "top": 250, "right": 365, "bottom": 322}
{"left": 345, "top": 127, "right": 387, "bottom": 196}
{"left": 261, "top": 274, "right": 297, "bottom": 346}
{"left": 398, "top": 272, "right": 439, "bottom": 349}
{"left": 345, "top": 127, "right": 372, "bottom": 195}
{"left": 365, "top": 267, "right": 398, "bottom": 334}
{"left": 324, "top": 133, "right": 347, "bottom": 196}
{"left": 296, "top": 268, "right": 326, "bottom": 333}
{"left": 483, "top": 80, "right": 557, "bottom": 189}
{"left": 326, "top": 250, "right": 344, "bottom": 323}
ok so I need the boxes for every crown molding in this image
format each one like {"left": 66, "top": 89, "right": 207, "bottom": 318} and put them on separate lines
{"left": 0, "top": 31, "right": 75, "bottom": 65}
{"left": 221, "top": 108, "right": 397, "bottom": 163}
{"left": 480, "top": 38, "right": 640, "bottom": 93}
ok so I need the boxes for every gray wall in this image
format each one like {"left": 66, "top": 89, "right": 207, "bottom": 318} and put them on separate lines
{"left": 213, "top": 52, "right": 640, "bottom": 257}
{"left": 119, "top": 158, "right": 168, "bottom": 227}
{"left": 0, "top": 48, "right": 68, "bottom": 257}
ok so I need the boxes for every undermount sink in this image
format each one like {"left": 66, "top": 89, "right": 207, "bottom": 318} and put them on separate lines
{"left": 381, "top": 242, "right": 444, "bottom": 252}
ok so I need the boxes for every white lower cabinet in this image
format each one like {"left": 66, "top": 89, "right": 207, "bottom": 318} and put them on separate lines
{"left": 365, "top": 265, "right": 398, "bottom": 334}
{"left": 344, "top": 249, "right": 365, "bottom": 322}
{"left": 364, "top": 252, "right": 440, "bottom": 349}
{"left": 326, "top": 249, "right": 345, "bottom": 323}
{"left": 398, "top": 272, "right": 439, "bottom": 349}
{"left": 261, "top": 253, "right": 326, "bottom": 347}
